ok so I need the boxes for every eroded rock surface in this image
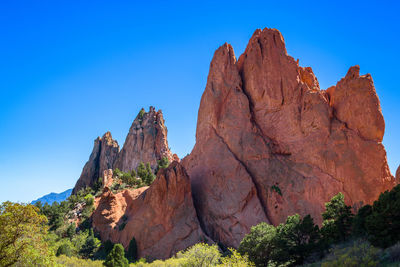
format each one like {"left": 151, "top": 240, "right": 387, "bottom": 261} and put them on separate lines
{"left": 92, "top": 162, "right": 207, "bottom": 260}
{"left": 183, "top": 28, "right": 397, "bottom": 247}
{"left": 396, "top": 166, "right": 400, "bottom": 180}
{"left": 73, "top": 132, "right": 119, "bottom": 194}
{"left": 114, "top": 107, "right": 173, "bottom": 172}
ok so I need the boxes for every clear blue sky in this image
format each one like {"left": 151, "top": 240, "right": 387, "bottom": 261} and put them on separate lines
{"left": 1, "top": 1, "right": 399, "bottom": 203}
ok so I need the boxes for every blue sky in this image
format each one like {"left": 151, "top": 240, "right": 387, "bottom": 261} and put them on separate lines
{"left": 1, "top": 1, "right": 399, "bottom": 203}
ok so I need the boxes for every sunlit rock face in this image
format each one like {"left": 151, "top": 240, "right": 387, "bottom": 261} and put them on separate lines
{"left": 73, "top": 107, "right": 174, "bottom": 194}
{"left": 182, "top": 28, "right": 397, "bottom": 247}
{"left": 114, "top": 106, "right": 174, "bottom": 172}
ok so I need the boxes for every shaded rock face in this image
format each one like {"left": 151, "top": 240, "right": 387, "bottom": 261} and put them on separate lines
{"left": 182, "top": 28, "right": 397, "bottom": 247}
{"left": 114, "top": 107, "right": 173, "bottom": 172}
{"left": 73, "top": 132, "right": 119, "bottom": 194}
{"left": 92, "top": 162, "right": 207, "bottom": 260}
{"left": 396, "top": 166, "right": 400, "bottom": 180}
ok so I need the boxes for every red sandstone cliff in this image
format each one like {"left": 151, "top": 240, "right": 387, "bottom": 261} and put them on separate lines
{"left": 73, "top": 107, "right": 173, "bottom": 194}
{"left": 182, "top": 28, "right": 397, "bottom": 247}
{"left": 114, "top": 107, "right": 174, "bottom": 172}
{"left": 92, "top": 162, "right": 207, "bottom": 260}
{"left": 87, "top": 28, "right": 396, "bottom": 258}
{"left": 73, "top": 132, "right": 119, "bottom": 194}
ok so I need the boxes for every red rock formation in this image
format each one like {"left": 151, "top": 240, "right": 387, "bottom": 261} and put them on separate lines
{"left": 182, "top": 28, "right": 397, "bottom": 247}
{"left": 73, "top": 132, "right": 119, "bottom": 194}
{"left": 396, "top": 166, "right": 400, "bottom": 180}
{"left": 92, "top": 162, "right": 207, "bottom": 260}
{"left": 114, "top": 107, "right": 173, "bottom": 172}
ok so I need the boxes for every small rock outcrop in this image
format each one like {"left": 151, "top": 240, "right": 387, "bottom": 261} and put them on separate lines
{"left": 73, "top": 132, "right": 119, "bottom": 194}
{"left": 114, "top": 107, "right": 173, "bottom": 172}
{"left": 182, "top": 28, "right": 397, "bottom": 247}
{"left": 396, "top": 166, "right": 400, "bottom": 180}
{"left": 92, "top": 162, "right": 207, "bottom": 260}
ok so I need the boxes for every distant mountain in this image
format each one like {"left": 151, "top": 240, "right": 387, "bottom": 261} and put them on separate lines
{"left": 31, "top": 189, "right": 72, "bottom": 205}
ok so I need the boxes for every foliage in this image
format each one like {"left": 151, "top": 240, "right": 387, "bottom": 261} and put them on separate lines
{"left": 137, "top": 162, "right": 156, "bottom": 186}
{"left": 176, "top": 243, "right": 221, "bottom": 266}
{"left": 274, "top": 214, "right": 320, "bottom": 265}
{"left": 0, "top": 201, "right": 54, "bottom": 267}
{"left": 156, "top": 157, "right": 170, "bottom": 174}
{"left": 239, "top": 214, "right": 321, "bottom": 266}
{"left": 321, "top": 192, "right": 353, "bottom": 244}
{"left": 57, "top": 243, "right": 73, "bottom": 257}
{"left": 138, "top": 108, "right": 145, "bottom": 122}
{"left": 127, "top": 237, "right": 138, "bottom": 263}
{"left": 271, "top": 185, "right": 282, "bottom": 196}
{"left": 132, "top": 244, "right": 254, "bottom": 266}
{"left": 238, "top": 222, "right": 278, "bottom": 266}
{"left": 364, "top": 184, "right": 400, "bottom": 248}
{"left": 219, "top": 248, "right": 255, "bottom": 266}
{"left": 104, "top": 243, "right": 129, "bottom": 267}
{"left": 56, "top": 254, "right": 104, "bottom": 266}
{"left": 80, "top": 228, "right": 101, "bottom": 259}
{"left": 321, "top": 239, "right": 382, "bottom": 267}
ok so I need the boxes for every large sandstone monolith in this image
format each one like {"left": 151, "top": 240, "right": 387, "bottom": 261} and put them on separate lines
{"left": 73, "top": 132, "right": 119, "bottom": 194}
{"left": 183, "top": 28, "right": 397, "bottom": 247}
{"left": 92, "top": 162, "right": 208, "bottom": 260}
{"left": 114, "top": 107, "right": 173, "bottom": 172}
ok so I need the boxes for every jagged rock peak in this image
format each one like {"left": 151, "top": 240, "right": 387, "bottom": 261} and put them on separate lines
{"left": 183, "top": 27, "right": 397, "bottom": 248}
{"left": 396, "top": 165, "right": 400, "bottom": 180}
{"left": 113, "top": 106, "right": 174, "bottom": 172}
{"left": 101, "top": 131, "right": 119, "bottom": 147}
{"left": 72, "top": 132, "right": 119, "bottom": 194}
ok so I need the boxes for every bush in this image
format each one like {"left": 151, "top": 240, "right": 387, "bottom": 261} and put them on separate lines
{"left": 57, "top": 243, "right": 73, "bottom": 257}
{"left": 321, "top": 240, "right": 382, "bottom": 267}
{"left": 321, "top": 192, "right": 353, "bottom": 244}
{"left": 382, "top": 242, "right": 400, "bottom": 263}
{"left": 56, "top": 255, "right": 103, "bottom": 267}
{"left": 104, "top": 243, "right": 129, "bottom": 267}
{"left": 176, "top": 243, "right": 221, "bottom": 266}
{"left": 365, "top": 184, "right": 400, "bottom": 248}
{"left": 238, "top": 222, "right": 277, "bottom": 266}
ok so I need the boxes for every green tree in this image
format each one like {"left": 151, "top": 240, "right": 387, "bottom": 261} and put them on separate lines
{"left": 274, "top": 214, "right": 320, "bottom": 265}
{"left": 365, "top": 184, "right": 400, "bottom": 248}
{"left": 127, "top": 237, "right": 138, "bottom": 262}
{"left": 156, "top": 157, "right": 170, "bottom": 173}
{"left": 176, "top": 243, "right": 221, "bottom": 266}
{"left": 144, "top": 163, "right": 156, "bottom": 185}
{"left": 66, "top": 223, "right": 76, "bottom": 239}
{"left": 321, "top": 192, "right": 353, "bottom": 244}
{"left": 80, "top": 229, "right": 101, "bottom": 259}
{"left": 57, "top": 243, "right": 72, "bottom": 257}
{"left": 104, "top": 243, "right": 129, "bottom": 267}
{"left": 238, "top": 222, "right": 278, "bottom": 267}
{"left": 352, "top": 204, "right": 372, "bottom": 237}
{"left": 0, "top": 201, "right": 54, "bottom": 266}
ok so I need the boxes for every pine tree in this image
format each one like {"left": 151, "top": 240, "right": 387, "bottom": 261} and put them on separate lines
{"left": 104, "top": 244, "right": 129, "bottom": 267}
{"left": 127, "top": 237, "right": 138, "bottom": 262}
